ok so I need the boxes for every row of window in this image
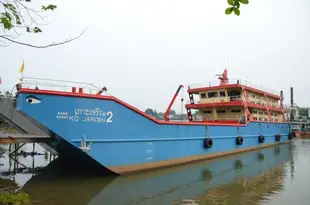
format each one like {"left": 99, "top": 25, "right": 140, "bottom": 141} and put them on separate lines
{"left": 200, "top": 90, "right": 242, "bottom": 99}
{"left": 250, "top": 94, "right": 278, "bottom": 103}
{"left": 201, "top": 91, "right": 226, "bottom": 98}
{"left": 199, "top": 91, "right": 279, "bottom": 104}
{"left": 202, "top": 109, "right": 242, "bottom": 114}
{"left": 251, "top": 110, "right": 279, "bottom": 116}
{"left": 201, "top": 109, "right": 281, "bottom": 118}
{"left": 252, "top": 117, "right": 279, "bottom": 122}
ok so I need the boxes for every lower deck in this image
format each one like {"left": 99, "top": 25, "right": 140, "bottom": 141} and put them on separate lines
{"left": 194, "top": 106, "right": 284, "bottom": 124}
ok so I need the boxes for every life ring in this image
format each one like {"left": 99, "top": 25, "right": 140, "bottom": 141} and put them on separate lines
{"left": 275, "top": 134, "right": 281, "bottom": 142}
{"left": 258, "top": 135, "right": 265, "bottom": 143}
{"left": 236, "top": 136, "right": 244, "bottom": 145}
{"left": 203, "top": 138, "right": 213, "bottom": 149}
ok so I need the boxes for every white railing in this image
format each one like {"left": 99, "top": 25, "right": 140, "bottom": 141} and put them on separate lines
{"left": 185, "top": 95, "right": 243, "bottom": 105}
{"left": 190, "top": 95, "right": 244, "bottom": 104}
{"left": 194, "top": 115, "right": 243, "bottom": 121}
{"left": 20, "top": 77, "right": 108, "bottom": 95}
{"left": 188, "top": 79, "right": 279, "bottom": 96}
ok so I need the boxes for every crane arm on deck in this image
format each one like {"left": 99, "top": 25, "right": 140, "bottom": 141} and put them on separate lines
{"left": 164, "top": 84, "right": 184, "bottom": 121}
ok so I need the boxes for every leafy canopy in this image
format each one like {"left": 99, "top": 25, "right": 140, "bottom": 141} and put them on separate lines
{"left": 0, "top": 0, "right": 57, "bottom": 34}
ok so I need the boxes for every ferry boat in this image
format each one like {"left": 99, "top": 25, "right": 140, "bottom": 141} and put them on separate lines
{"left": 14, "top": 69, "right": 292, "bottom": 175}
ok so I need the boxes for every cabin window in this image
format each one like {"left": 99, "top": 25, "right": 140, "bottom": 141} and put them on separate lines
{"left": 219, "top": 91, "right": 226, "bottom": 97}
{"left": 231, "top": 109, "right": 241, "bottom": 113}
{"left": 203, "top": 110, "right": 211, "bottom": 114}
{"left": 251, "top": 94, "right": 255, "bottom": 98}
{"left": 228, "top": 91, "right": 240, "bottom": 97}
{"left": 259, "top": 111, "right": 263, "bottom": 114}
{"left": 253, "top": 110, "right": 258, "bottom": 114}
{"left": 216, "top": 110, "right": 226, "bottom": 114}
{"left": 208, "top": 92, "right": 218, "bottom": 98}
{"left": 200, "top": 93, "right": 206, "bottom": 98}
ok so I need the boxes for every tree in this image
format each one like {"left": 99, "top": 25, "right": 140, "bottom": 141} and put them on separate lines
{"left": 153, "top": 109, "right": 158, "bottom": 118}
{"left": 0, "top": 0, "right": 85, "bottom": 48}
{"left": 225, "top": 0, "right": 249, "bottom": 16}
{"left": 145, "top": 108, "right": 154, "bottom": 116}
{"left": 169, "top": 109, "right": 176, "bottom": 115}
{"left": 193, "top": 110, "right": 200, "bottom": 116}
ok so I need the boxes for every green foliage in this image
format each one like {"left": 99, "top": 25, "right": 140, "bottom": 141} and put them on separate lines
{"left": 145, "top": 108, "right": 154, "bottom": 116}
{"left": 0, "top": 1, "right": 57, "bottom": 34}
{"left": 193, "top": 110, "right": 200, "bottom": 116}
{"left": 225, "top": 0, "right": 249, "bottom": 16}
{"left": 42, "top": 5, "right": 57, "bottom": 11}
{"left": 169, "top": 109, "right": 176, "bottom": 115}
{"left": 0, "top": 192, "right": 29, "bottom": 205}
{"left": 298, "top": 108, "right": 309, "bottom": 118}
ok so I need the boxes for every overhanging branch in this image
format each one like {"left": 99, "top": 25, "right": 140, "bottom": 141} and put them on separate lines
{"left": 0, "top": 28, "right": 87, "bottom": 48}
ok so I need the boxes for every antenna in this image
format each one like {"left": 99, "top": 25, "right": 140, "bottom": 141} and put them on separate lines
{"left": 224, "top": 55, "right": 228, "bottom": 69}
{"left": 215, "top": 56, "right": 228, "bottom": 77}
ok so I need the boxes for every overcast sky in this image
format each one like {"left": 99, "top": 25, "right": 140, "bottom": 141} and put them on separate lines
{"left": 1, "top": 0, "right": 310, "bottom": 113}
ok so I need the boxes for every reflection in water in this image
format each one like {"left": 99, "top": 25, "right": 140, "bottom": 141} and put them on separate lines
{"left": 198, "top": 165, "right": 285, "bottom": 205}
{"left": 234, "top": 159, "right": 243, "bottom": 170}
{"left": 0, "top": 142, "right": 300, "bottom": 205}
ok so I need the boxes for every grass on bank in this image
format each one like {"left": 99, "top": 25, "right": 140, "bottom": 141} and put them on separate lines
{"left": 0, "top": 173, "right": 30, "bottom": 205}
{"left": 0, "top": 192, "right": 29, "bottom": 205}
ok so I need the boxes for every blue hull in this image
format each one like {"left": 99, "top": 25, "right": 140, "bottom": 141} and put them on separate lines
{"left": 16, "top": 92, "right": 290, "bottom": 174}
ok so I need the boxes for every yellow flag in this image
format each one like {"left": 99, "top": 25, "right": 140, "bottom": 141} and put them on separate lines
{"left": 19, "top": 60, "right": 24, "bottom": 73}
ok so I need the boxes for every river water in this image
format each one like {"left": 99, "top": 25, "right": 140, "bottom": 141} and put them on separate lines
{"left": 0, "top": 140, "right": 309, "bottom": 205}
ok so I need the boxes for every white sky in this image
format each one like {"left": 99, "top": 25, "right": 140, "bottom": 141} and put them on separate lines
{"left": 1, "top": 0, "right": 310, "bottom": 113}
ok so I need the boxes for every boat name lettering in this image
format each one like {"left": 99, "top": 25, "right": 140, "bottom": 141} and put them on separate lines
{"left": 56, "top": 110, "right": 113, "bottom": 123}
{"left": 74, "top": 108, "right": 107, "bottom": 117}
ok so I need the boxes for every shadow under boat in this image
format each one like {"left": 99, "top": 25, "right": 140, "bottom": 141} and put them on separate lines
{"left": 21, "top": 142, "right": 294, "bottom": 205}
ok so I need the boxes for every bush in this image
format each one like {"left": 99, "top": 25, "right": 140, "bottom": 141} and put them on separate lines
{"left": 0, "top": 192, "right": 29, "bottom": 205}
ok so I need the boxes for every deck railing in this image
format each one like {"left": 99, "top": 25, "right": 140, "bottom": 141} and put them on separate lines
{"left": 199, "top": 95, "right": 244, "bottom": 103}
{"left": 188, "top": 79, "right": 279, "bottom": 96}
{"left": 20, "top": 77, "right": 106, "bottom": 95}
{"left": 194, "top": 114, "right": 244, "bottom": 122}
{"left": 186, "top": 95, "right": 243, "bottom": 105}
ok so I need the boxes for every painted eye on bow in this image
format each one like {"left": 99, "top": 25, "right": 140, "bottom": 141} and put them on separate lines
{"left": 25, "top": 95, "right": 41, "bottom": 104}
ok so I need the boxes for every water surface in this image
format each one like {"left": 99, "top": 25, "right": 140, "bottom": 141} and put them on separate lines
{"left": 1, "top": 140, "right": 309, "bottom": 205}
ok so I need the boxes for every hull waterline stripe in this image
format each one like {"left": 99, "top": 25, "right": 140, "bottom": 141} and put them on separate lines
{"left": 108, "top": 142, "right": 289, "bottom": 175}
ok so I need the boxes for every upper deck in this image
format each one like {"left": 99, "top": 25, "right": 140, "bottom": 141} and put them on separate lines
{"left": 188, "top": 79, "right": 281, "bottom": 100}
{"left": 184, "top": 69, "right": 286, "bottom": 123}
